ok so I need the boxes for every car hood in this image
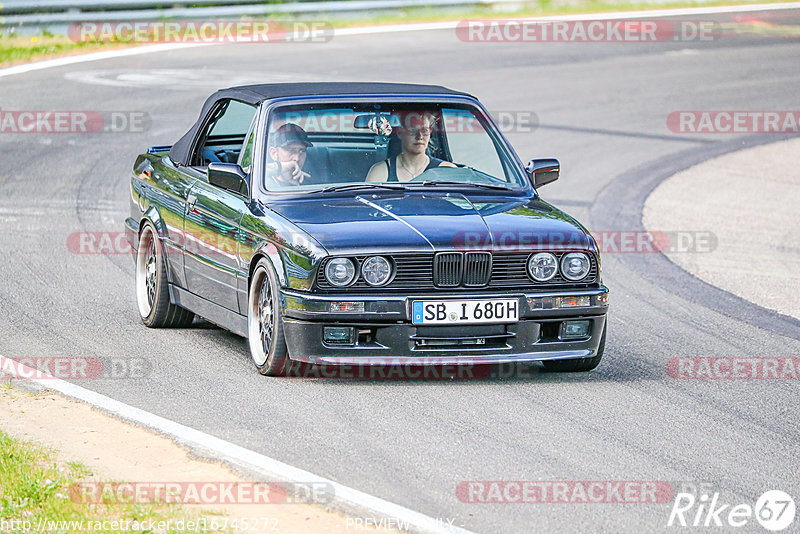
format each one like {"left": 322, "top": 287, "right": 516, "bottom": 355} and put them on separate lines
{"left": 264, "top": 193, "right": 593, "bottom": 256}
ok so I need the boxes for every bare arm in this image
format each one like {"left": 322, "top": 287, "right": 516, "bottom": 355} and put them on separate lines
{"left": 366, "top": 161, "right": 389, "bottom": 182}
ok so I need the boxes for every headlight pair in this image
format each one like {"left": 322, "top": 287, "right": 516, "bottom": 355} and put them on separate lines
{"left": 527, "top": 252, "right": 591, "bottom": 282}
{"left": 324, "top": 256, "right": 393, "bottom": 287}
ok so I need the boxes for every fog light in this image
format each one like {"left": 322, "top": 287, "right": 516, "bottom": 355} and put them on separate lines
{"left": 329, "top": 302, "right": 365, "bottom": 313}
{"left": 323, "top": 326, "right": 355, "bottom": 345}
{"left": 560, "top": 320, "right": 591, "bottom": 340}
{"left": 557, "top": 296, "right": 590, "bottom": 308}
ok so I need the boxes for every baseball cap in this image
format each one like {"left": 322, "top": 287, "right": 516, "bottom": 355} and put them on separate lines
{"left": 271, "top": 123, "right": 313, "bottom": 148}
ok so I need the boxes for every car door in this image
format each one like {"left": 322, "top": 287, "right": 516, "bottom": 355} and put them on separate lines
{"left": 182, "top": 99, "right": 257, "bottom": 312}
{"left": 135, "top": 154, "right": 199, "bottom": 290}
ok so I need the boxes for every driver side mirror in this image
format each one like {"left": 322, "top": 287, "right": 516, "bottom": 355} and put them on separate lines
{"left": 208, "top": 162, "right": 248, "bottom": 196}
{"left": 525, "top": 158, "right": 560, "bottom": 189}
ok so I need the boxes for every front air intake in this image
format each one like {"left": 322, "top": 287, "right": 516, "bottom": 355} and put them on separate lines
{"left": 433, "top": 252, "right": 462, "bottom": 287}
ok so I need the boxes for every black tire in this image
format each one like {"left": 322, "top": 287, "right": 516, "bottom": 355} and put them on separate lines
{"left": 247, "top": 258, "right": 289, "bottom": 376}
{"left": 542, "top": 324, "right": 606, "bottom": 373}
{"left": 135, "top": 222, "right": 194, "bottom": 328}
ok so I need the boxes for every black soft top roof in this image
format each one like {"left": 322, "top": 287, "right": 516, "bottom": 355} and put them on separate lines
{"left": 169, "top": 82, "right": 475, "bottom": 165}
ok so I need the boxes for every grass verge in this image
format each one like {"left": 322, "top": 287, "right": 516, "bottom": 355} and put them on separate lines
{"left": 329, "top": 0, "right": 799, "bottom": 27}
{"left": 0, "top": 34, "right": 127, "bottom": 68}
{"left": 0, "top": 428, "right": 227, "bottom": 533}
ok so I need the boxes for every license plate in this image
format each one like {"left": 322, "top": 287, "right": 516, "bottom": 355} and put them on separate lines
{"left": 411, "top": 299, "right": 519, "bottom": 325}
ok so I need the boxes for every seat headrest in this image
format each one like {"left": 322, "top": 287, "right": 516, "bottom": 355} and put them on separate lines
{"left": 387, "top": 134, "right": 402, "bottom": 159}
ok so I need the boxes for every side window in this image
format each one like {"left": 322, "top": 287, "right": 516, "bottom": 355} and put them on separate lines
{"left": 442, "top": 108, "right": 505, "bottom": 180}
{"left": 193, "top": 100, "right": 257, "bottom": 167}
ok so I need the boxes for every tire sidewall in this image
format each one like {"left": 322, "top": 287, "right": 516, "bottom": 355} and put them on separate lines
{"left": 247, "top": 259, "right": 288, "bottom": 375}
{"left": 137, "top": 222, "right": 164, "bottom": 325}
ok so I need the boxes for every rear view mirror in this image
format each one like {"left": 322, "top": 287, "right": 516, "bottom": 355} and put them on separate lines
{"left": 208, "top": 162, "right": 248, "bottom": 196}
{"left": 525, "top": 158, "right": 560, "bottom": 189}
{"left": 354, "top": 113, "right": 402, "bottom": 129}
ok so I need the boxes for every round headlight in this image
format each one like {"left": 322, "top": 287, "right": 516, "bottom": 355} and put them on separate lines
{"left": 324, "top": 258, "right": 356, "bottom": 287}
{"left": 361, "top": 256, "right": 392, "bottom": 286}
{"left": 527, "top": 252, "right": 558, "bottom": 282}
{"left": 561, "top": 252, "right": 591, "bottom": 281}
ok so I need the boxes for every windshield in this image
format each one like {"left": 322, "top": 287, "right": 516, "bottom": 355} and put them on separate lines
{"left": 261, "top": 102, "right": 527, "bottom": 192}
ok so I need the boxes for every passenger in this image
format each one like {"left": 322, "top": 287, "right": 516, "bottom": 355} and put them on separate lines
{"left": 266, "top": 123, "right": 313, "bottom": 186}
{"left": 366, "top": 112, "right": 455, "bottom": 183}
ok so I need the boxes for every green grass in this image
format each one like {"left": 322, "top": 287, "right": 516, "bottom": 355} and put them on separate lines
{"left": 317, "top": 0, "right": 799, "bottom": 27}
{"left": 0, "top": 34, "right": 126, "bottom": 67}
{"left": 0, "top": 429, "right": 228, "bottom": 533}
{"left": 1, "top": 0, "right": 795, "bottom": 67}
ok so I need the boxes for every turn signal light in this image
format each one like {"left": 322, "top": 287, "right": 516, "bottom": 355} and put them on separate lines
{"left": 329, "top": 302, "right": 365, "bottom": 313}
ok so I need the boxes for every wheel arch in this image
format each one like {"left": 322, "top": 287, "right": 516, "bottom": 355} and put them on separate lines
{"left": 138, "top": 207, "right": 180, "bottom": 289}
{"left": 139, "top": 206, "right": 168, "bottom": 239}
{"left": 248, "top": 242, "right": 288, "bottom": 290}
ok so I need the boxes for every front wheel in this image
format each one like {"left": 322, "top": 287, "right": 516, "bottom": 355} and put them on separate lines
{"left": 247, "top": 259, "right": 288, "bottom": 376}
{"left": 542, "top": 324, "right": 606, "bottom": 372}
{"left": 135, "top": 222, "right": 194, "bottom": 328}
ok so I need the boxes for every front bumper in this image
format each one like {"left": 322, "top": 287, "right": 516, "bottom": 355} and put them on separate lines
{"left": 281, "top": 287, "right": 608, "bottom": 365}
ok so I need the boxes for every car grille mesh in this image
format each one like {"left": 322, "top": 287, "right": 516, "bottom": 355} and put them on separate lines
{"left": 316, "top": 252, "right": 598, "bottom": 291}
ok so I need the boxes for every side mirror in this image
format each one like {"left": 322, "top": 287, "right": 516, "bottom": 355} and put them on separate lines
{"left": 208, "top": 162, "right": 248, "bottom": 196}
{"left": 525, "top": 158, "right": 560, "bottom": 189}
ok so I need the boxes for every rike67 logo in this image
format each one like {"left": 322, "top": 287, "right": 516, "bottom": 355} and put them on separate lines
{"left": 668, "top": 489, "right": 795, "bottom": 531}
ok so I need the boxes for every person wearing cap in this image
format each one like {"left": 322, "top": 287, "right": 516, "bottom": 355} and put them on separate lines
{"left": 267, "top": 123, "right": 313, "bottom": 186}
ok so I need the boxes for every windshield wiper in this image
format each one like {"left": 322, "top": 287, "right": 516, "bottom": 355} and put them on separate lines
{"left": 320, "top": 183, "right": 406, "bottom": 193}
{"left": 416, "top": 180, "right": 512, "bottom": 191}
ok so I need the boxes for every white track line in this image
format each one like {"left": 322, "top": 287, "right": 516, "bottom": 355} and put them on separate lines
{"left": 0, "top": 355, "right": 471, "bottom": 534}
{"left": 2, "top": 2, "right": 799, "bottom": 79}
{"left": 0, "top": 43, "right": 210, "bottom": 78}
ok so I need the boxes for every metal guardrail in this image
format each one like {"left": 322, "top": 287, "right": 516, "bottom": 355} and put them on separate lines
{"left": 0, "top": 0, "right": 280, "bottom": 14}
{"left": 1, "top": 0, "right": 527, "bottom": 28}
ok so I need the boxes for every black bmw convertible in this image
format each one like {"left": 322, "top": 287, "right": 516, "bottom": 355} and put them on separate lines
{"left": 125, "top": 82, "right": 608, "bottom": 376}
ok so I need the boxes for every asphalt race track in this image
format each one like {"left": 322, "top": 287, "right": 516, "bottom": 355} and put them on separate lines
{"left": 2, "top": 8, "right": 799, "bottom": 532}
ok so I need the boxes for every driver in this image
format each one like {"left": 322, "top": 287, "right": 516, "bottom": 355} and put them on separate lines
{"left": 266, "top": 123, "right": 313, "bottom": 186}
{"left": 366, "top": 111, "right": 455, "bottom": 183}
